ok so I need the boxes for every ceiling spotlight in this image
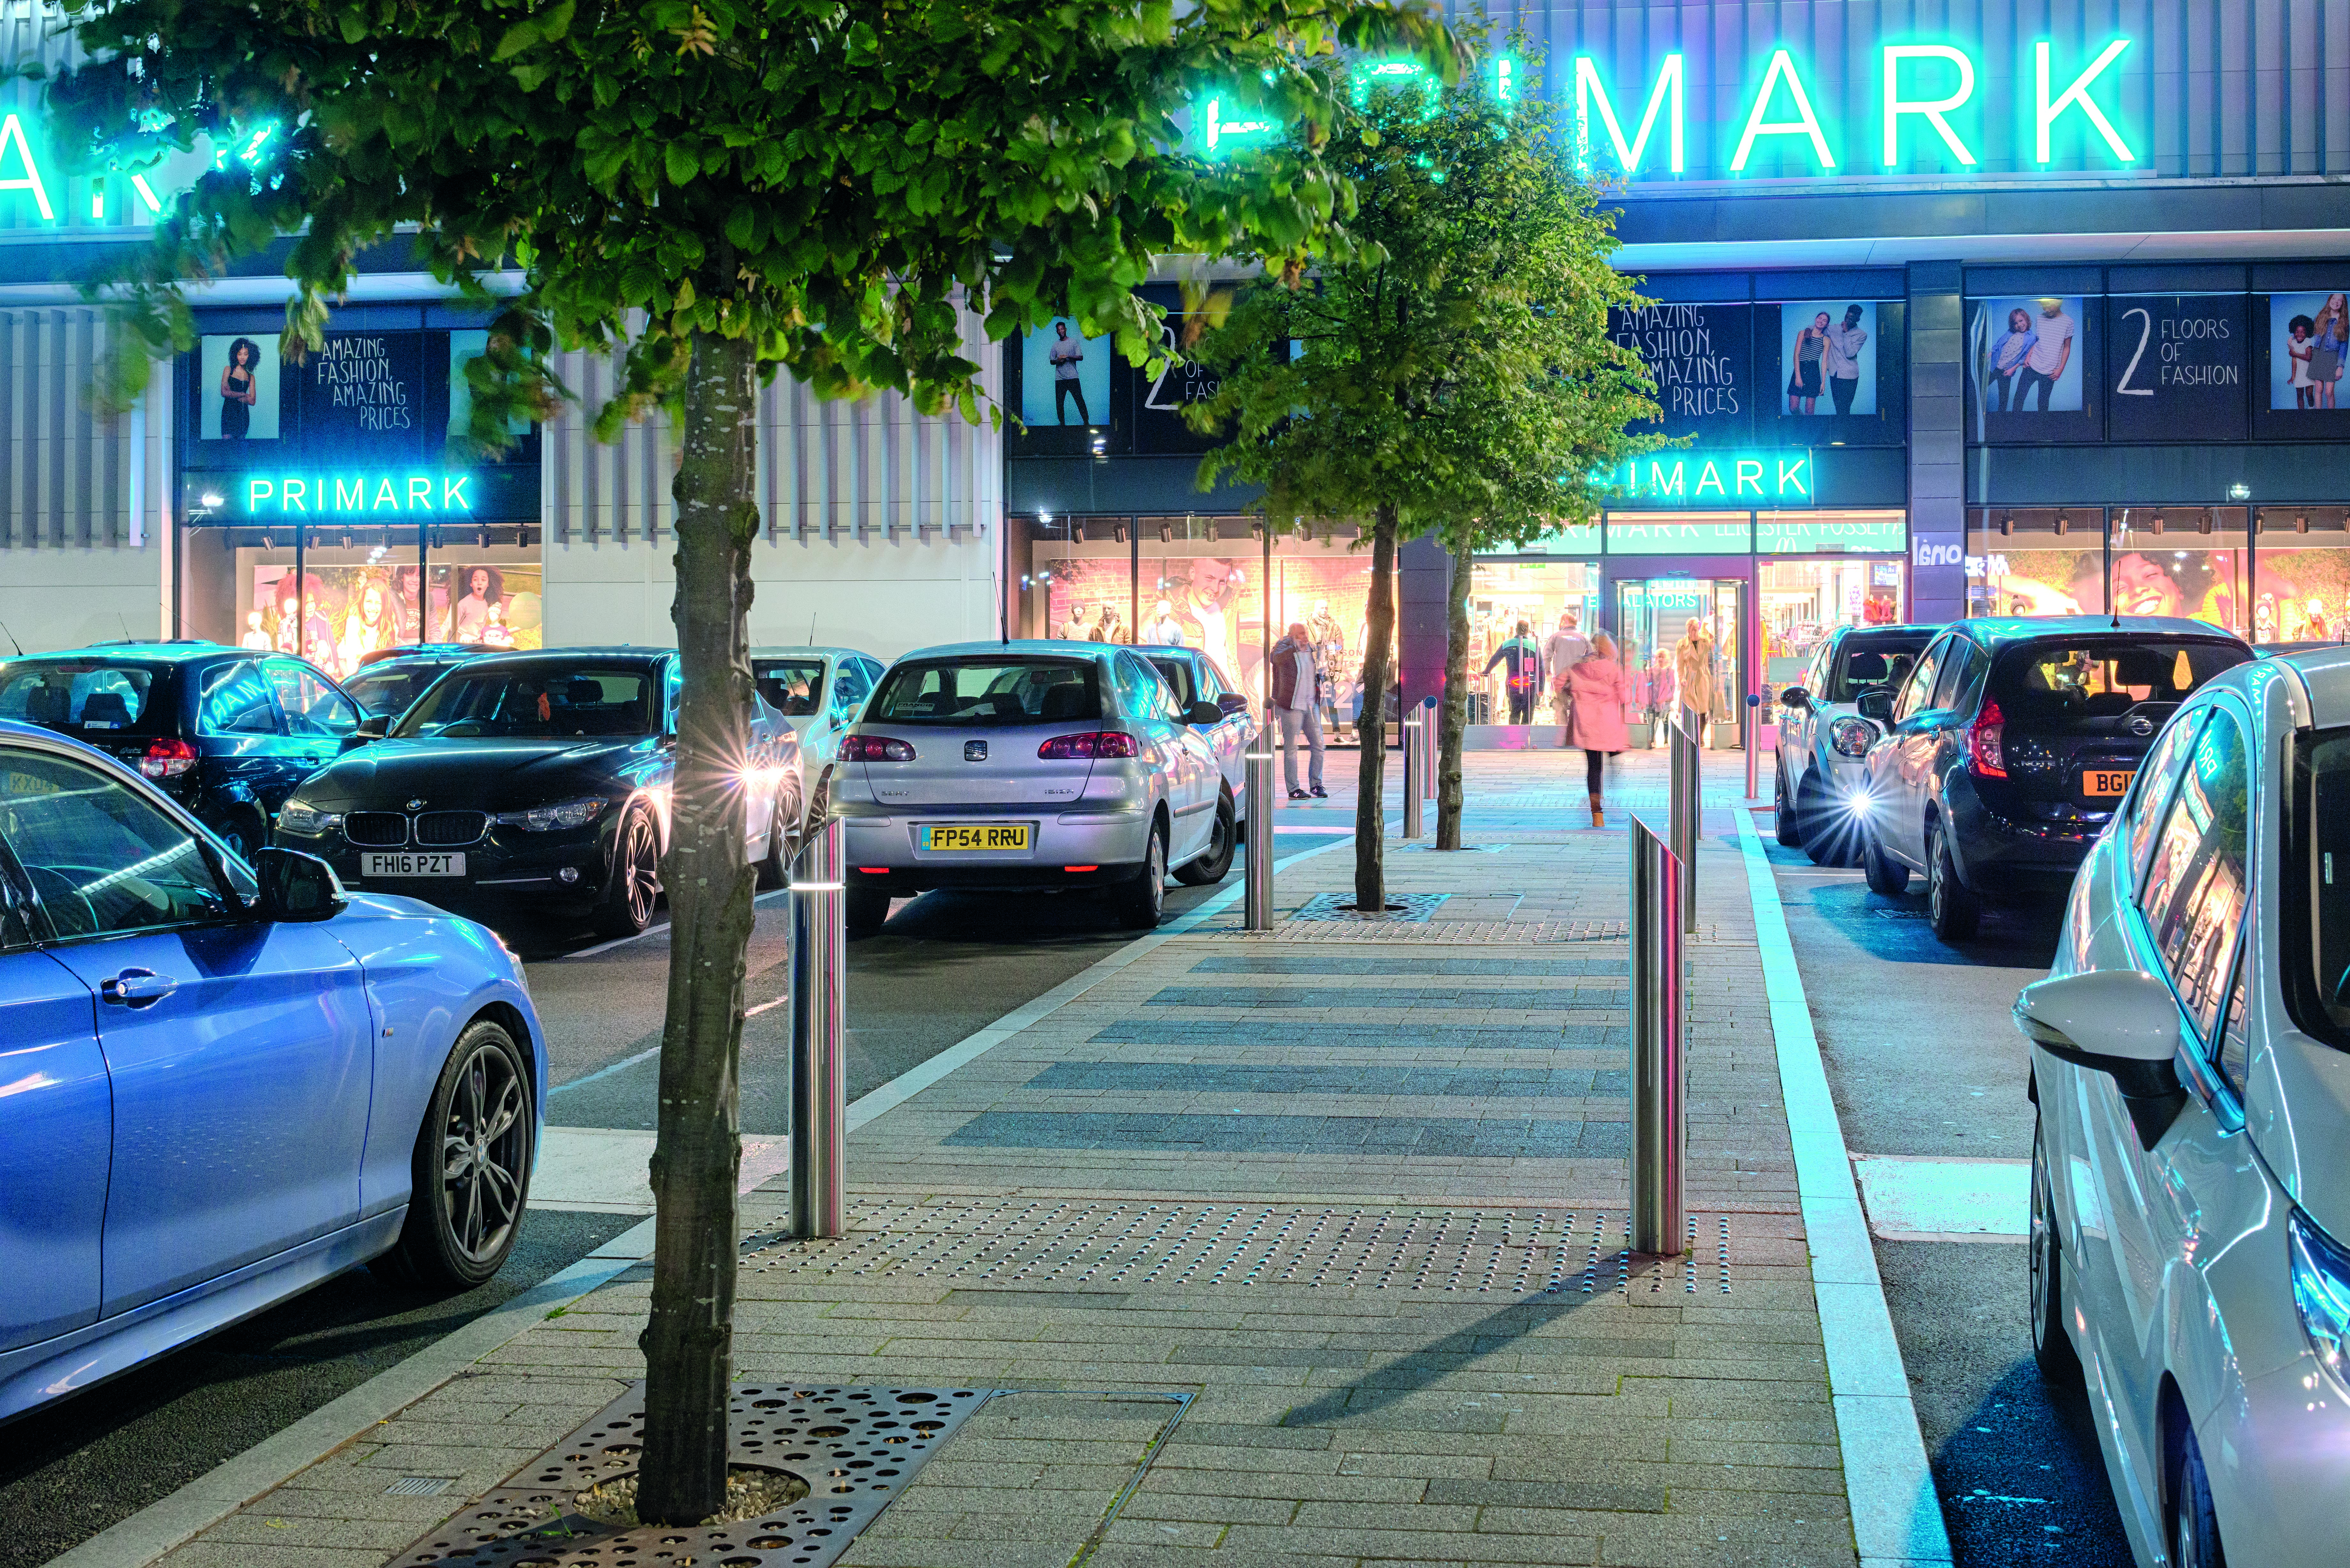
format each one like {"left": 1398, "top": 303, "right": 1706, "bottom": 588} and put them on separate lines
{"left": 2299, "top": 513, "right": 2311, "bottom": 535}
{"left": 1251, "top": 521, "right": 1266, "bottom": 544}
{"left": 1113, "top": 523, "right": 1129, "bottom": 546}
{"left": 477, "top": 527, "right": 490, "bottom": 550}
{"left": 1089, "top": 431, "right": 1107, "bottom": 457}
{"left": 1997, "top": 513, "right": 2013, "bottom": 537}
{"left": 1158, "top": 521, "right": 1173, "bottom": 544}
{"left": 261, "top": 533, "right": 274, "bottom": 551}
{"left": 2053, "top": 513, "right": 2070, "bottom": 536}
{"left": 518, "top": 526, "right": 533, "bottom": 549}
{"left": 2148, "top": 511, "right": 2164, "bottom": 535}
{"left": 340, "top": 531, "right": 353, "bottom": 550}
{"left": 2199, "top": 510, "right": 2214, "bottom": 534}
{"left": 2253, "top": 512, "right": 2265, "bottom": 534}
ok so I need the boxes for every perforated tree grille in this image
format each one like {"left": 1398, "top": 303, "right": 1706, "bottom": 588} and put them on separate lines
{"left": 383, "top": 1383, "right": 990, "bottom": 1567}
{"left": 739, "top": 1201, "right": 1752, "bottom": 1297}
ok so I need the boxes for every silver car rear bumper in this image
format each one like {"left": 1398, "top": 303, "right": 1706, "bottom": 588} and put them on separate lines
{"left": 841, "top": 806, "right": 1154, "bottom": 885}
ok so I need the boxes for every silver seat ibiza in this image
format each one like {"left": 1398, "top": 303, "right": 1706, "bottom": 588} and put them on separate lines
{"left": 836, "top": 642, "right": 1230, "bottom": 934}
{"left": 2016, "top": 647, "right": 2350, "bottom": 1568}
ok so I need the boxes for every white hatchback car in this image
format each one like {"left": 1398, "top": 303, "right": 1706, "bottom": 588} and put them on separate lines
{"left": 2016, "top": 647, "right": 2350, "bottom": 1568}
{"left": 1771, "top": 623, "right": 1934, "bottom": 865}
{"left": 751, "top": 645, "right": 886, "bottom": 829}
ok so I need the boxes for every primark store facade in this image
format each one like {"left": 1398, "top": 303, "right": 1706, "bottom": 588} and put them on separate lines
{"left": 1005, "top": 0, "right": 2350, "bottom": 730}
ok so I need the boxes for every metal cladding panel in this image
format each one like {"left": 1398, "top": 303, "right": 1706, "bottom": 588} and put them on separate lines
{"left": 1467, "top": 0, "right": 2350, "bottom": 182}
{"left": 0, "top": 305, "right": 159, "bottom": 550}
{"left": 550, "top": 311, "right": 997, "bottom": 550}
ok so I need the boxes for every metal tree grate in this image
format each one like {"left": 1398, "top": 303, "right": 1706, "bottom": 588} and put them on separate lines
{"left": 740, "top": 1202, "right": 1743, "bottom": 1296}
{"left": 1290, "top": 891, "right": 1450, "bottom": 922}
{"left": 384, "top": 1383, "right": 989, "bottom": 1568}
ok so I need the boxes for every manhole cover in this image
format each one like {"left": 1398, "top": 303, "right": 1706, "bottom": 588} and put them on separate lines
{"left": 385, "top": 1384, "right": 990, "bottom": 1567}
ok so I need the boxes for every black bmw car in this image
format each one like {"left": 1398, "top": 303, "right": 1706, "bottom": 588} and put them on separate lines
{"left": 272, "top": 648, "right": 804, "bottom": 936}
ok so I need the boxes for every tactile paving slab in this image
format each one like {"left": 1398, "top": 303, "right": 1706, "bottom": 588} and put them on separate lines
{"left": 740, "top": 1201, "right": 1761, "bottom": 1296}
{"left": 384, "top": 1383, "right": 989, "bottom": 1567}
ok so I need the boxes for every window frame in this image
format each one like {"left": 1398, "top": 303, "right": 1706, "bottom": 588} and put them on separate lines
{"left": 1891, "top": 636, "right": 1947, "bottom": 725}
{"left": 2126, "top": 696, "right": 2255, "bottom": 1069}
{"left": 262, "top": 657, "right": 361, "bottom": 739}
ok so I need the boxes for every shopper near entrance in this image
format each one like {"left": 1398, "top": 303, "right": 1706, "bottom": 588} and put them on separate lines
{"left": 1675, "top": 620, "right": 1716, "bottom": 744}
{"left": 1563, "top": 631, "right": 1632, "bottom": 826}
{"left": 1270, "top": 620, "right": 1326, "bottom": 798}
{"left": 1824, "top": 304, "right": 1869, "bottom": 415}
{"left": 1542, "top": 609, "right": 1588, "bottom": 735}
{"left": 1483, "top": 620, "right": 1543, "bottom": 724}
{"left": 1644, "top": 647, "right": 1676, "bottom": 747}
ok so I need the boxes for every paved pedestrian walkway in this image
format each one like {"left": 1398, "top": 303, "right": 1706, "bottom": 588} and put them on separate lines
{"left": 150, "top": 750, "right": 1910, "bottom": 1568}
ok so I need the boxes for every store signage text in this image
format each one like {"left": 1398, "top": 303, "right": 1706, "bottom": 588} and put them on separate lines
{"left": 241, "top": 472, "right": 476, "bottom": 517}
{"left": 1611, "top": 451, "right": 1810, "bottom": 502}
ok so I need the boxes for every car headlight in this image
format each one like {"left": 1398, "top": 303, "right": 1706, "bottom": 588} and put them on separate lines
{"left": 1829, "top": 717, "right": 1878, "bottom": 759}
{"left": 276, "top": 799, "right": 342, "bottom": 836}
{"left": 491, "top": 795, "right": 610, "bottom": 832}
{"left": 2290, "top": 1207, "right": 2350, "bottom": 1386}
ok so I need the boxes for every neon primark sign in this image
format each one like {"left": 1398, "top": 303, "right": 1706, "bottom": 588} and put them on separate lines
{"left": 1611, "top": 452, "right": 1812, "bottom": 503}
{"left": 241, "top": 472, "right": 476, "bottom": 517}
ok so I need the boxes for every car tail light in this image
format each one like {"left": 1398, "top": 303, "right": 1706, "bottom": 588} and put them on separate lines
{"left": 1038, "top": 731, "right": 1140, "bottom": 759}
{"left": 140, "top": 737, "right": 197, "bottom": 779}
{"left": 1967, "top": 698, "right": 2006, "bottom": 778}
{"left": 1064, "top": 865, "right": 1098, "bottom": 873}
{"left": 843, "top": 735, "right": 915, "bottom": 762}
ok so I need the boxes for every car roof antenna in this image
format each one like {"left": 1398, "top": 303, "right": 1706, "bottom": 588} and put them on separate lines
{"left": 0, "top": 617, "right": 20, "bottom": 655}
{"left": 808, "top": 611, "right": 816, "bottom": 646}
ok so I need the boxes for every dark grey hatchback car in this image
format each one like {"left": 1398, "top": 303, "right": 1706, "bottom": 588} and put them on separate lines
{"left": 1854, "top": 615, "right": 2253, "bottom": 942}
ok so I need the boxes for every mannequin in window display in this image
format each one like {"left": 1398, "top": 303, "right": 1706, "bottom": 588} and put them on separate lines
{"left": 2255, "top": 595, "right": 2277, "bottom": 643}
{"left": 1060, "top": 601, "right": 1092, "bottom": 641}
{"left": 338, "top": 577, "right": 399, "bottom": 670}
{"left": 1089, "top": 604, "right": 1124, "bottom": 643}
{"left": 272, "top": 580, "right": 332, "bottom": 660}
{"left": 1309, "top": 601, "right": 1346, "bottom": 728}
{"left": 240, "top": 610, "right": 271, "bottom": 651}
{"left": 1142, "top": 599, "right": 1186, "bottom": 646}
{"left": 2308, "top": 599, "right": 2331, "bottom": 642}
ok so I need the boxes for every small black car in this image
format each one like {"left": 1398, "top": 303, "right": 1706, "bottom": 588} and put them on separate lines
{"left": 0, "top": 642, "right": 365, "bottom": 858}
{"left": 342, "top": 645, "right": 490, "bottom": 721}
{"left": 272, "top": 647, "right": 802, "bottom": 937}
{"left": 1855, "top": 615, "right": 2254, "bottom": 941}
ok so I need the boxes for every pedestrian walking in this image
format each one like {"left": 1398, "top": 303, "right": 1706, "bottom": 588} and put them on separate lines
{"left": 1675, "top": 621, "right": 1716, "bottom": 746}
{"left": 1564, "top": 631, "right": 1632, "bottom": 827}
{"left": 1269, "top": 620, "right": 1327, "bottom": 799}
{"left": 1542, "top": 610, "right": 1588, "bottom": 742}
{"left": 1644, "top": 648, "right": 1676, "bottom": 748}
{"left": 1484, "top": 620, "right": 1544, "bottom": 725}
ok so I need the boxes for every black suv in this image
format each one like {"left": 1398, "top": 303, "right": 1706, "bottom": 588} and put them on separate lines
{"left": 1854, "top": 615, "right": 2253, "bottom": 941}
{"left": 0, "top": 642, "right": 365, "bottom": 858}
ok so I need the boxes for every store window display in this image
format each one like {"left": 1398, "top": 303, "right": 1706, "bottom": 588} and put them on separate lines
{"left": 2109, "top": 508, "right": 2248, "bottom": 638}
{"left": 2251, "top": 508, "right": 2350, "bottom": 644}
{"left": 1965, "top": 510, "right": 2106, "bottom": 617}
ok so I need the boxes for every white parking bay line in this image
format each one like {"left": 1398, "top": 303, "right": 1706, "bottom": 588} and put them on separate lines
{"left": 1733, "top": 804, "right": 1957, "bottom": 1568}
{"left": 1853, "top": 1153, "right": 2030, "bottom": 1243}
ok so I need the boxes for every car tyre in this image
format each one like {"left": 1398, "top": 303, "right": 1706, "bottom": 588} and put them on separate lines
{"left": 375, "top": 1017, "right": 533, "bottom": 1291}
{"left": 756, "top": 792, "right": 801, "bottom": 891}
{"left": 1797, "top": 772, "right": 1848, "bottom": 867}
{"left": 1174, "top": 790, "right": 1237, "bottom": 886}
{"left": 1774, "top": 759, "right": 1803, "bottom": 846}
{"left": 591, "top": 806, "right": 661, "bottom": 939}
{"left": 845, "top": 886, "right": 892, "bottom": 937}
{"left": 2029, "top": 1117, "right": 2081, "bottom": 1384}
{"left": 1114, "top": 823, "right": 1168, "bottom": 930}
{"left": 215, "top": 803, "right": 269, "bottom": 861}
{"left": 1926, "top": 821, "right": 1980, "bottom": 941}
{"left": 1861, "top": 826, "right": 1910, "bottom": 896}
{"left": 2173, "top": 1422, "right": 2226, "bottom": 1568}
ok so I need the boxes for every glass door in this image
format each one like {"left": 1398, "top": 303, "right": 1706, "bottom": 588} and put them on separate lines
{"left": 1614, "top": 577, "right": 1749, "bottom": 750}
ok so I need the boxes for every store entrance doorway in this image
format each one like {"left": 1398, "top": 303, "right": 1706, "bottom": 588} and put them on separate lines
{"left": 1614, "top": 575, "right": 1747, "bottom": 750}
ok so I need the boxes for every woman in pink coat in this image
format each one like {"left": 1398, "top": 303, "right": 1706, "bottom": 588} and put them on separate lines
{"left": 1565, "top": 632, "right": 1634, "bottom": 826}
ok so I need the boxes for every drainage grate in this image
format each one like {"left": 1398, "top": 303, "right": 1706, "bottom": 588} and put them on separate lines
{"left": 383, "top": 1383, "right": 989, "bottom": 1567}
{"left": 1292, "top": 891, "right": 1450, "bottom": 922}
{"left": 740, "top": 1202, "right": 1743, "bottom": 1297}
{"left": 384, "top": 1476, "right": 456, "bottom": 1497}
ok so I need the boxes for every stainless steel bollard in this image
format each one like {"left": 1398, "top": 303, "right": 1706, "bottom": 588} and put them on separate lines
{"left": 1629, "top": 814, "right": 1686, "bottom": 1255}
{"left": 1668, "top": 717, "right": 1699, "bottom": 932}
{"left": 1744, "top": 692, "right": 1761, "bottom": 802}
{"left": 1245, "top": 748, "right": 1275, "bottom": 931}
{"left": 789, "top": 816, "right": 847, "bottom": 1238}
{"left": 1401, "top": 714, "right": 1424, "bottom": 840}
{"left": 1419, "top": 695, "right": 1438, "bottom": 801}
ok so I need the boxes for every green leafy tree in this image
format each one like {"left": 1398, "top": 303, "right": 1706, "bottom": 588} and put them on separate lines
{"left": 42, "top": 0, "right": 1453, "bottom": 1523}
{"left": 1188, "top": 48, "right": 1661, "bottom": 896}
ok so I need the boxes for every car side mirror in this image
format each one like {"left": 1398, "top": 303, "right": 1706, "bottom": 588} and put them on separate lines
{"left": 254, "top": 846, "right": 347, "bottom": 924}
{"left": 1856, "top": 689, "right": 1895, "bottom": 724}
{"left": 345, "top": 715, "right": 390, "bottom": 749}
{"left": 1216, "top": 693, "right": 1250, "bottom": 718}
{"left": 2014, "top": 969, "right": 2186, "bottom": 1149}
{"left": 1778, "top": 686, "right": 1810, "bottom": 711}
{"left": 1185, "top": 700, "right": 1224, "bottom": 726}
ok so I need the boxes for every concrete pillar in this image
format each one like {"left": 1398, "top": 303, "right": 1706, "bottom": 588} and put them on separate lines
{"left": 1907, "top": 261, "right": 1965, "bottom": 624}
{"left": 1398, "top": 533, "right": 1451, "bottom": 714}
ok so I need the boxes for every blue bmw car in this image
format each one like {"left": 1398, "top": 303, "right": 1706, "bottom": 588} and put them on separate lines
{"left": 0, "top": 716, "right": 545, "bottom": 1422}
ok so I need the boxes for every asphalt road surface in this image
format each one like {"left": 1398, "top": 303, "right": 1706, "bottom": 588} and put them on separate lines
{"left": 4, "top": 825, "right": 1341, "bottom": 1565}
{"left": 1756, "top": 823, "right": 2132, "bottom": 1567}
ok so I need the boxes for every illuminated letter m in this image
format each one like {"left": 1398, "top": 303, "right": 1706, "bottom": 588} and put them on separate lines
{"left": 1575, "top": 55, "right": 1684, "bottom": 175}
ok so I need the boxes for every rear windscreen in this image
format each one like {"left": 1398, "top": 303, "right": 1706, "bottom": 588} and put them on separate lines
{"left": 0, "top": 661, "right": 164, "bottom": 733}
{"left": 753, "top": 658, "right": 827, "bottom": 717}
{"left": 867, "top": 660, "right": 1101, "bottom": 726}
{"left": 1992, "top": 641, "right": 2248, "bottom": 720}
{"left": 1826, "top": 640, "right": 1929, "bottom": 702}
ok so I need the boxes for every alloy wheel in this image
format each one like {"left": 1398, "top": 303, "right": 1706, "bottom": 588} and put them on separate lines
{"left": 438, "top": 1040, "right": 527, "bottom": 1264}
{"left": 622, "top": 812, "right": 658, "bottom": 926}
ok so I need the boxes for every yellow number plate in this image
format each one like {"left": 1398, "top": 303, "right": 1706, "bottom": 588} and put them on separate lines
{"left": 2081, "top": 769, "right": 2136, "bottom": 799}
{"left": 921, "top": 823, "right": 1031, "bottom": 852}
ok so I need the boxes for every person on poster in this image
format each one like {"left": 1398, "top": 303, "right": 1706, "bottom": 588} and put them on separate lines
{"left": 2315, "top": 294, "right": 2347, "bottom": 409}
{"left": 339, "top": 577, "right": 400, "bottom": 669}
{"left": 452, "top": 566, "right": 503, "bottom": 641}
{"left": 1786, "top": 311, "right": 1828, "bottom": 415}
{"left": 2287, "top": 315, "right": 2318, "bottom": 409}
{"left": 2016, "top": 299, "right": 2076, "bottom": 412}
{"left": 1142, "top": 599, "right": 1185, "bottom": 646}
{"left": 1824, "top": 305, "right": 1869, "bottom": 415}
{"left": 1181, "top": 557, "right": 1242, "bottom": 688}
{"left": 1047, "top": 321, "right": 1090, "bottom": 425}
{"left": 1988, "top": 308, "right": 2037, "bottom": 412}
{"left": 219, "top": 337, "right": 261, "bottom": 439}
{"left": 273, "top": 578, "right": 331, "bottom": 659}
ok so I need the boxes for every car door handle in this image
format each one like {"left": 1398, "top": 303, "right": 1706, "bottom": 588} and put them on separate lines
{"left": 101, "top": 969, "right": 178, "bottom": 1007}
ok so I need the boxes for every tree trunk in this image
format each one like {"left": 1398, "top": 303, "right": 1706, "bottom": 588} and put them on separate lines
{"left": 1435, "top": 534, "right": 1470, "bottom": 850}
{"left": 636, "top": 327, "right": 761, "bottom": 1526}
{"left": 1354, "top": 506, "right": 1398, "bottom": 910}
